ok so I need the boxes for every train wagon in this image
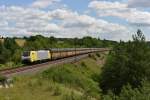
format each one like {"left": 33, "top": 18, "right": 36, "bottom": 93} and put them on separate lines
{"left": 51, "top": 48, "right": 74, "bottom": 59}
{"left": 51, "top": 49, "right": 61, "bottom": 60}
{"left": 22, "top": 50, "right": 51, "bottom": 62}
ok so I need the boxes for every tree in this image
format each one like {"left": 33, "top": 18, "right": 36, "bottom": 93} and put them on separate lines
{"left": 0, "top": 38, "right": 22, "bottom": 64}
{"left": 0, "top": 42, "right": 11, "bottom": 63}
{"left": 100, "top": 29, "right": 150, "bottom": 94}
{"left": 103, "top": 80, "right": 150, "bottom": 100}
{"left": 24, "top": 35, "right": 50, "bottom": 50}
{"left": 49, "top": 36, "right": 57, "bottom": 48}
{"left": 3, "top": 38, "right": 19, "bottom": 54}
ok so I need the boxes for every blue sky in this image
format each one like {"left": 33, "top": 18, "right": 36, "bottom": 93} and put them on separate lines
{"left": 0, "top": 0, "right": 33, "bottom": 6}
{"left": 0, "top": 0, "right": 150, "bottom": 41}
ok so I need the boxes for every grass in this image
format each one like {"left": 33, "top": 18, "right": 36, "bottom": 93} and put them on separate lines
{"left": 0, "top": 62, "right": 24, "bottom": 70}
{"left": 0, "top": 39, "right": 26, "bottom": 47}
{"left": 0, "top": 39, "right": 4, "bottom": 43}
{"left": 0, "top": 52, "right": 107, "bottom": 100}
{"left": 15, "top": 39, "right": 26, "bottom": 47}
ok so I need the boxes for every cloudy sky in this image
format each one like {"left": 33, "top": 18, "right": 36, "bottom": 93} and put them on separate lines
{"left": 0, "top": 0, "right": 150, "bottom": 41}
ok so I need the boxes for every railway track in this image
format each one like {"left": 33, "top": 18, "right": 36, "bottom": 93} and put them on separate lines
{"left": 0, "top": 50, "right": 109, "bottom": 78}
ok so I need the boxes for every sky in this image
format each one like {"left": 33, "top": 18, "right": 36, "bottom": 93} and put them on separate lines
{"left": 0, "top": 0, "right": 150, "bottom": 41}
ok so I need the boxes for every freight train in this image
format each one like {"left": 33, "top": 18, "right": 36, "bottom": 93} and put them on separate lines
{"left": 21, "top": 48, "right": 107, "bottom": 63}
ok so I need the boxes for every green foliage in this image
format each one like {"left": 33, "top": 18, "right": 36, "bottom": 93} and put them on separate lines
{"left": 0, "top": 35, "right": 116, "bottom": 68}
{"left": 100, "top": 29, "right": 150, "bottom": 94}
{"left": 80, "top": 62, "right": 87, "bottom": 67}
{"left": 0, "top": 38, "right": 21, "bottom": 64}
{"left": 0, "top": 75, "right": 6, "bottom": 82}
{"left": 89, "top": 54, "right": 97, "bottom": 60}
{"left": 53, "top": 85, "right": 61, "bottom": 96}
{"left": 42, "top": 66, "right": 97, "bottom": 91}
{"left": 62, "top": 91, "right": 82, "bottom": 100}
{"left": 24, "top": 35, "right": 50, "bottom": 50}
{"left": 42, "top": 62, "right": 101, "bottom": 98}
{"left": 103, "top": 80, "right": 150, "bottom": 100}
{"left": 24, "top": 35, "right": 116, "bottom": 50}
{"left": 96, "top": 53, "right": 101, "bottom": 57}
{"left": 0, "top": 43, "right": 11, "bottom": 63}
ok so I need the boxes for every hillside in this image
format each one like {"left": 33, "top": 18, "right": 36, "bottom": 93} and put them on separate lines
{"left": 0, "top": 52, "right": 108, "bottom": 100}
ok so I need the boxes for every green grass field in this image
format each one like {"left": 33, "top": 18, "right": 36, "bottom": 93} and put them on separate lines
{"left": 0, "top": 52, "right": 108, "bottom": 100}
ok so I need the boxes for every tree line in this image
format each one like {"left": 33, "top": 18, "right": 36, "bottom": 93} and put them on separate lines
{"left": 0, "top": 35, "right": 117, "bottom": 67}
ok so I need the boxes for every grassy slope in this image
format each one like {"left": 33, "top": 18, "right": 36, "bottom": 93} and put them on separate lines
{"left": 0, "top": 52, "right": 108, "bottom": 100}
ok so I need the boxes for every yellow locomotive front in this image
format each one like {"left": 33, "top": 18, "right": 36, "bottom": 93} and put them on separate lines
{"left": 21, "top": 51, "right": 37, "bottom": 63}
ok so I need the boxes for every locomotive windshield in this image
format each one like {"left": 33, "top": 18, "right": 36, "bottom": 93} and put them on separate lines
{"left": 23, "top": 51, "right": 30, "bottom": 56}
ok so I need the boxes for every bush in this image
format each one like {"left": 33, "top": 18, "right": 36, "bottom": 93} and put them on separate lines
{"left": 80, "top": 62, "right": 87, "bottom": 68}
{"left": 53, "top": 85, "right": 61, "bottom": 96}
{"left": 62, "top": 91, "right": 82, "bottom": 100}
{"left": 89, "top": 54, "right": 97, "bottom": 60}
{"left": 0, "top": 75, "right": 6, "bottom": 82}
{"left": 42, "top": 67, "right": 77, "bottom": 86}
{"left": 42, "top": 65, "right": 101, "bottom": 98}
{"left": 96, "top": 53, "right": 101, "bottom": 57}
{"left": 103, "top": 80, "right": 150, "bottom": 100}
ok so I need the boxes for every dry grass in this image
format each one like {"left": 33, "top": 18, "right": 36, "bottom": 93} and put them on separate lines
{"left": 0, "top": 38, "right": 4, "bottom": 43}
{"left": 0, "top": 38, "right": 26, "bottom": 47}
{"left": 15, "top": 39, "right": 26, "bottom": 47}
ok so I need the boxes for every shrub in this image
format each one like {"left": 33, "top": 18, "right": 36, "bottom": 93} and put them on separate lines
{"left": 80, "top": 62, "right": 87, "bottom": 68}
{"left": 89, "top": 54, "right": 97, "bottom": 60}
{"left": 0, "top": 75, "right": 6, "bottom": 82}
{"left": 53, "top": 85, "right": 61, "bottom": 96}
{"left": 103, "top": 80, "right": 150, "bottom": 100}
{"left": 96, "top": 53, "right": 101, "bottom": 57}
{"left": 42, "top": 65, "right": 101, "bottom": 97}
{"left": 62, "top": 91, "right": 83, "bottom": 100}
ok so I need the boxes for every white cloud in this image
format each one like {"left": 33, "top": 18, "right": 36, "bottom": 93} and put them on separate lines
{"left": 49, "top": 9, "right": 75, "bottom": 19}
{"left": 89, "top": 1, "right": 150, "bottom": 27}
{"left": 0, "top": 6, "right": 57, "bottom": 36}
{"left": 48, "top": 9, "right": 130, "bottom": 40}
{"left": 89, "top": 1, "right": 127, "bottom": 10}
{"left": 128, "top": 0, "right": 150, "bottom": 8}
{"left": 49, "top": 9, "right": 127, "bottom": 31}
{"left": 0, "top": 5, "right": 130, "bottom": 41}
{"left": 32, "top": 0, "right": 60, "bottom": 8}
